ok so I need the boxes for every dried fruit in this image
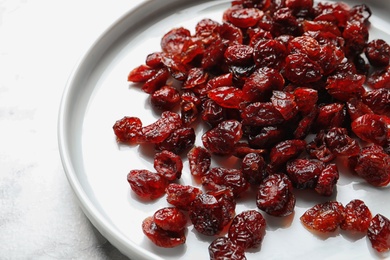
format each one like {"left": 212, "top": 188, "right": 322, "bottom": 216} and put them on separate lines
{"left": 209, "top": 237, "right": 246, "bottom": 260}
{"left": 368, "top": 214, "right": 390, "bottom": 252}
{"left": 127, "top": 170, "right": 168, "bottom": 200}
{"left": 300, "top": 201, "right": 345, "bottom": 232}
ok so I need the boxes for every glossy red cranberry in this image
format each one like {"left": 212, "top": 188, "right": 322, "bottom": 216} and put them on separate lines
{"left": 208, "top": 237, "right": 246, "bottom": 260}
{"left": 300, "top": 201, "right": 345, "bottom": 232}
{"left": 340, "top": 199, "right": 372, "bottom": 233}
{"left": 166, "top": 183, "right": 202, "bottom": 211}
{"left": 154, "top": 150, "right": 183, "bottom": 181}
{"left": 368, "top": 214, "right": 390, "bottom": 252}
{"left": 113, "top": 116, "right": 142, "bottom": 143}
{"left": 127, "top": 170, "right": 168, "bottom": 200}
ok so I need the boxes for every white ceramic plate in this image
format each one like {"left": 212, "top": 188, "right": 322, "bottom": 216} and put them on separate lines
{"left": 58, "top": 0, "right": 390, "bottom": 259}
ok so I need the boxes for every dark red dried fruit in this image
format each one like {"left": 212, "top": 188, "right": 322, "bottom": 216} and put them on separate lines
{"left": 340, "top": 199, "right": 372, "bottom": 232}
{"left": 314, "top": 163, "right": 339, "bottom": 196}
{"left": 154, "top": 150, "right": 183, "bottom": 181}
{"left": 151, "top": 85, "right": 180, "bottom": 111}
{"left": 228, "top": 210, "right": 266, "bottom": 249}
{"left": 362, "top": 88, "right": 390, "bottom": 117}
{"left": 142, "top": 216, "right": 186, "bottom": 248}
{"left": 155, "top": 127, "right": 195, "bottom": 154}
{"left": 241, "top": 152, "right": 267, "bottom": 185}
{"left": 314, "top": 103, "right": 346, "bottom": 130}
{"left": 209, "top": 237, "right": 246, "bottom": 260}
{"left": 300, "top": 201, "right": 345, "bottom": 232}
{"left": 286, "top": 159, "right": 325, "bottom": 189}
{"left": 228, "top": 8, "right": 264, "bottom": 28}
{"left": 142, "top": 67, "right": 170, "bottom": 94}
{"left": 141, "top": 112, "right": 181, "bottom": 143}
{"left": 354, "top": 145, "right": 390, "bottom": 187}
{"left": 351, "top": 114, "right": 389, "bottom": 146}
{"left": 269, "top": 139, "right": 306, "bottom": 171}
{"left": 202, "top": 120, "right": 243, "bottom": 155}
{"left": 365, "top": 39, "right": 390, "bottom": 67}
{"left": 242, "top": 102, "right": 285, "bottom": 127}
{"left": 253, "top": 39, "right": 287, "bottom": 69}
{"left": 161, "top": 27, "right": 191, "bottom": 55}
{"left": 325, "top": 73, "right": 366, "bottom": 102}
{"left": 256, "top": 173, "right": 296, "bottom": 216}
{"left": 153, "top": 207, "right": 187, "bottom": 232}
{"left": 324, "top": 127, "right": 360, "bottom": 157}
{"left": 189, "top": 193, "right": 224, "bottom": 236}
{"left": 367, "top": 66, "right": 390, "bottom": 89}
{"left": 187, "top": 146, "right": 211, "bottom": 178}
{"left": 127, "top": 170, "right": 168, "bottom": 200}
{"left": 183, "top": 67, "right": 208, "bottom": 90}
{"left": 249, "top": 126, "right": 287, "bottom": 149}
{"left": 270, "top": 90, "right": 299, "bottom": 121}
{"left": 225, "top": 44, "right": 254, "bottom": 65}
{"left": 128, "top": 64, "right": 157, "bottom": 82}
{"left": 293, "top": 87, "right": 318, "bottom": 115}
{"left": 166, "top": 183, "right": 203, "bottom": 211}
{"left": 202, "top": 167, "right": 249, "bottom": 197}
{"left": 113, "top": 116, "right": 142, "bottom": 143}
{"left": 207, "top": 188, "right": 236, "bottom": 226}
{"left": 208, "top": 86, "right": 244, "bottom": 109}
{"left": 368, "top": 214, "right": 390, "bottom": 252}
{"left": 284, "top": 53, "right": 323, "bottom": 84}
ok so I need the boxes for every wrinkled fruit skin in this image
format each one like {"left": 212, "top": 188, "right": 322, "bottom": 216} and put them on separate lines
{"left": 368, "top": 214, "right": 390, "bottom": 253}
{"left": 209, "top": 237, "right": 247, "bottom": 260}
{"left": 300, "top": 201, "right": 345, "bottom": 232}
{"left": 127, "top": 170, "right": 168, "bottom": 200}
{"left": 340, "top": 199, "right": 372, "bottom": 232}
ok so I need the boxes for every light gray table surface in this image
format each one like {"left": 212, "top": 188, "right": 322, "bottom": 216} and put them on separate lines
{"left": 0, "top": 1, "right": 144, "bottom": 258}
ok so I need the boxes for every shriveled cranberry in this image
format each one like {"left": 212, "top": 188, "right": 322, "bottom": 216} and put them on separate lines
{"left": 202, "top": 120, "right": 243, "bottom": 155}
{"left": 340, "top": 199, "right": 372, "bottom": 233}
{"left": 155, "top": 127, "right": 195, "bottom": 154}
{"left": 315, "top": 163, "right": 339, "bottom": 196}
{"left": 293, "top": 108, "right": 318, "bottom": 139}
{"left": 209, "top": 237, "right": 246, "bottom": 260}
{"left": 228, "top": 8, "right": 264, "bottom": 28}
{"left": 293, "top": 87, "right": 318, "bottom": 115}
{"left": 350, "top": 4, "right": 372, "bottom": 24}
{"left": 241, "top": 153, "right": 267, "bottom": 185}
{"left": 351, "top": 114, "right": 388, "bottom": 146}
{"left": 128, "top": 64, "right": 157, "bottom": 82}
{"left": 153, "top": 207, "right": 187, "bottom": 232}
{"left": 232, "top": 141, "right": 267, "bottom": 158}
{"left": 318, "top": 45, "right": 345, "bottom": 75}
{"left": 127, "top": 170, "right": 168, "bottom": 200}
{"left": 256, "top": 173, "right": 296, "bottom": 216}
{"left": 208, "top": 86, "right": 244, "bottom": 109}
{"left": 225, "top": 44, "right": 254, "bottom": 66}
{"left": 300, "top": 201, "right": 345, "bottom": 232}
{"left": 166, "top": 183, "right": 202, "bottom": 211}
{"left": 354, "top": 145, "right": 390, "bottom": 187}
{"left": 253, "top": 39, "right": 287, "bottom": 69}
{"left": 368, "top": 214, "right": 390, "bottom": 252}
{"left": 160, "top": 27, "right": 191, "bottom": 54}
{"left": 325, "top": 73, "right": 366, "bottom": 102}
{"left": 362, "top": 88, "right": 390, "bottom": 117}
{"left": 269, "top": 139, "right": 306, "bottom": 171}
{"left": 142, "top": 216, "right": 186, "bottom": 248}
{"left": 142, "top": 67, "right": 170, "bottom": 94}
{"left": 270, "top": 90, "right": 299, "bottom": 121}
{"left": 242, "top": 67, "right": 285, "bottom": 102}
{"left": 272, "top": 7, "right": 302, "bottom": 36}
{"left": 228, "top": 210, "right": 266, "bottom": 249}
{"left": 288, "top": 36, "right": 321, "bottom": 61}
{"left": 285, "top": 0, "right": 313, "bottom": 10}
{"left": 201, "top": 99, "right": 225, "bottom": 127}
{"left": 161, "top": 54, "right": 188, "bottom": 81}
{"left": 307, "top": 130, "right": 336, "bottom": 163}
{"left": 141, "top": 111, "right": 182, "bottom": 143}
{"left": 180, "top": 91, "right": 200, "bottom": 126}
{"left": 154, "top": 150, "right": 183, "bottom": 181}
{"left": 367, "top": 66, "right": 390, "bottom": 89}
{"left": 284, "top": 53, "right": 323, "bottom": 84}
{"left": 324, "top": 127, "right": 360, "bottom": 157}
{"left": 113, "top": 116, "right": 142, "bottom": 143}
{"left": 314, "top": 2, "right": 350, "bottom": 28}
{"left": 187, "top": 146, "right": 211, "bottom": 178}
{"left": 151, "top": 85, "right": 180, "bottom": 111}
{"left": 346, "top": 97, "right": 374, "bottom": 121}
{"left": 202, "top": 38, "right": 227, "bottom": 70}
{"left": 202, "top": 167, "right": 249, "bottom": 197}
{"left": 219, "top": 22, "right": 243, "bottom": 45}
{"left": 241, "top": 102, "right": 285, "bottom": 127}
{"left": 249, "top": 125, "right": 287, "bottom": 149}
{"left": 314, "top": 103, "right": 346, "bottom": 130}
{"left": 145, "top": 52, "right": 164, "bottom": 68}
{"left": 286, "top": 159, "right": 325, "bottom": 189}
{"left": 207, "top": 188, "right": 236, "bottom": 226}
{"left": 189, "top": 193, "right": 224, "bottom": 236}
{"left": 183, "top": 68, "right": 208, "bottom": 90}
{"left": 343, "top": 21, "right": 369, "bottom": 57}
{"left": 365, "top": 39, "right": 390, "bottom": 67}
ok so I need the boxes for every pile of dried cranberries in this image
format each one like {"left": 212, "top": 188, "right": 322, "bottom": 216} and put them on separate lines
{"left": 113, "top": 0, "right": 390, "bottom": 257}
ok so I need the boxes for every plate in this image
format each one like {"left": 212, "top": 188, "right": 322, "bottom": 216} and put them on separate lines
{"left": 58, "top": 0, "right": 390, "bottom": 259}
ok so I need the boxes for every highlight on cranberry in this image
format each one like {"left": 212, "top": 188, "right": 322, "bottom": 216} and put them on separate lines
{"left": 114, "top": 0, "right": 390, "bottom": 256}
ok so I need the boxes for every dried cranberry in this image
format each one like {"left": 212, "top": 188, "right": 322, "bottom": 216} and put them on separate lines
{"left": 202, "top": 120, "right": 243, "bottom": 155}
{"left": 314, "top": 163, "right": 339, "bottom": 196}
{"left": 241, "top": 102, "right": 285, "bottom": 127}
{"left": 269, "top": 139, "right": 306, "bottom": 171}
{"left": 340, "top": 199, "right": 372, "bottom": 233}
{"left": 201, "top": 99, "right": 225, "bottom": 127}
{"left": 293, "top": 87, "right": 318, "bottom": 115}
{"left": 325, "top": 73, "right": 366, "bottom": 102}
{"left": 228, "top": 8, "right": 264, "bottom": 28}
{"left": 189, "top": 193, "right": 224, "bottom": 236}
{"left": 362, "top": 88, "right": 390, "bottom": 117}
{"left": 209, "top": 237, "right": 246, "bottom": 260}
{"left": 346, "top": 97, "right": 374, "bottom": 121}
{"left": 354, "top": 145, "right": 390, "bottom": 187}
{"left": 314, "top": 103, "right": 346, "bottom": 130}
{"left": 368, "top": 214, "right": 390, "bottom": 252}
{"left": 153, "top": 207, "right": 187, "bottom": 232}
{"left": 207, "top": 188, "right": 236, "bottom": 226}
{"left": 256, "top": 173, "right": 296, "bottom": 216}
{"left": 128, "top": 64, "right": 158, "bottom": 82}
{"left": 253, "top": 39, "right": 287, "bottom": 69}
{"left": 113, "top": 116, "right": 142, "bottom": 143}
{"left": 307, "top": 130, "right": 336, "bottom": 163}
{"left": 324, "top": 127, "right": 360, "bottom": 157}
{"left": 141, "top": 111, "right": 182, "bottom": 143}
{"left": 208, "top": 86, "right": 244, "bottom": 109}
{"left": 183, "top": 68, "right": 208, "bottom": 90}
{"left": 286, "top": 159, "right": 324, "bottom": 189}
{"left": 224, "top": 44, "right": 254, "bottom": 65}
{"left": 351, "top": 114, "right": 388, "bottom": 146}
{"left": 367, "top": 66, "right": 390, "bottom": 89}
{"left": 300, "top": 201, "right": 345, "bottom": 232}
{"left": 365, "top": 39, "right": 390, "bottom": 67}
{"left": 249, "top": 125, "right": 287, "bottom": 149}
{"left": 142, "top": 216, "right": 186, "bottom": 248}
{"left": 284, "top": 53, "right": 323, "bottom": 84}
{"left": 241, "top": 152, "right": 267, "bottom": 185}
{"left": 127, "top": 170, "right": 168, "bottom": 200}
{"left": 166, "top": 183, "right": 202, "bottom": 211}
{"left": 270, "top": 90, "right": 299, "bottom": 121}
{"left": 202, "top": 167, "right": 249, "bottom": 197}
{"left": 161, "top": 27, "right": 191, "bottom": 54}
{"left": 155, "top": 127, "right": 195, "bottom": 154}
{"left": 151, "top": 85, "right": 180, "bottom": 111}
{"left": 187, "top": 146, "right": 211, "bottom": 178}
{"left": 228, "top": 210, "right": 266, "bottom": 249}
{"left": 154, "top": 150, "right": 183, "bottom": 181}
{"left": 142, "top": 67, "right": 170, "bottom": 94}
